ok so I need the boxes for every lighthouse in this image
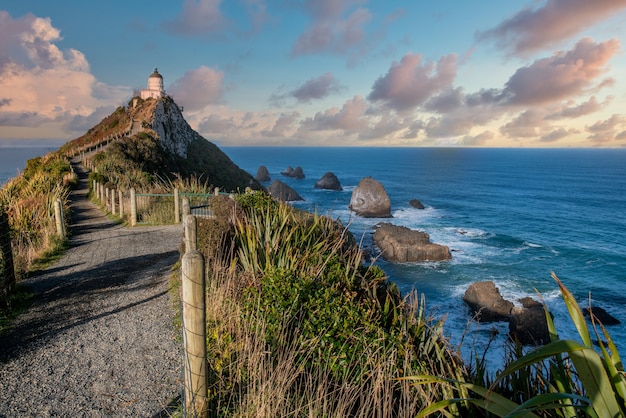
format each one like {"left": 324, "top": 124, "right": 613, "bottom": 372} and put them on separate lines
{"left": 140, "top": 68, "right": 165, "bottom": 100}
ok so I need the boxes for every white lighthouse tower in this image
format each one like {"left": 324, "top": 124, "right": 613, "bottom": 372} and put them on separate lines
{"left": 140, "top": 68, "right": 165, "bottom": 100}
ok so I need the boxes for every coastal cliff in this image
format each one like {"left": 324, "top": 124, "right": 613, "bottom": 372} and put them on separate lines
{"left": 63, "top": 96, "right": 260, "bottom": 192}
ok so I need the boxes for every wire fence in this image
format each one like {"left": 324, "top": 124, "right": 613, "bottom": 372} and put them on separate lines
{"left": 90, "top": 178, "right": 226, "bottom": 226}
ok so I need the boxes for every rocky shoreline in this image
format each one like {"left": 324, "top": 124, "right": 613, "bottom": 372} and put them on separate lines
{"left": 251, "top": 164, "right": 622, "bottom": 348}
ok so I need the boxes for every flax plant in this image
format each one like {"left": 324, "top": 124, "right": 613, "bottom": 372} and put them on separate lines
{"left": 410, "top": 272, "right": 626, "bottom": 417}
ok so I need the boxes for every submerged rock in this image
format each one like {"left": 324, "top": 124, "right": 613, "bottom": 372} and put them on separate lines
{"left": 349, "top": 177, "right": 391, "bottom": 218}
{"left": 409, "top": 199, "right": 425, "bottom": 209}
{"left": 584, "top": 306, "right": 621, "bottom": 325}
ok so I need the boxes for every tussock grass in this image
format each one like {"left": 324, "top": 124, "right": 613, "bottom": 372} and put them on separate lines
{"left": 0, "top": 153, "right": 71, "bottom": 278}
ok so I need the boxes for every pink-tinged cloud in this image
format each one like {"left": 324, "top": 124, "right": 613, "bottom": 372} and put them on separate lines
{"left": 0, "top": 12, "right": 88, "bottom": 71}
{"left": 477, "top": 0, "right": 626, "bottom": 55}
{"left": 0, "top": 12, "right": 127, "bottom": 137}
{"left": 546, "top": 96, "right": 605, "bottom": 119}
{"left": 261, "top": 111, "right": 300, "bottom": 137}
{"left": 291, "top": 72, "right": 344, "bottom": 103}
{"left": 424, "top": 104, "right": 498, "bottom": 138}
{"left": 291, "top": 0, "right": 371, "bottom": 56}
{"left": 539, "top": 127, "right": 577, "bottom": 143}
{"left": 462, "top": 131, "right": 494, "bottom": 146}
{"left": 162, "top": 0, "right": 228, "bottom": 36}
{"left": 168, "top": 66, "right": 224, "bottom": 111}
{"left": 502, "top": 38, "right": 619, "bottom": 106}
{"left": 500, "top": 109, "right": 547, "bottom": 138}
{"left": 586, "top": 114, "right": 626, "bottom": 143}
{"left": 198, "top": 114, "right": 237, "bottom": 134}
{"left": 425, "top": 87, "right": 464, "bottom": 113}
{"left": 368, "top": 53, "right": 457, "bottom": 112}
{"left": 357, "top": 111, "right": 409, "bottom": 140}
{"left": 300, "top": 95, "right": 368, "bottom": 132}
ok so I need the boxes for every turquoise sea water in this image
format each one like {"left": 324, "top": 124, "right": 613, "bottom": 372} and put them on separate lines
{"left": 224, "top": 146, "right": 626, "bottom": 368}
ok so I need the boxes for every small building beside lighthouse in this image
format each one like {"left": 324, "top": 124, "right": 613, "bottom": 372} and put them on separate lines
{"left": 140, "top": 68, "right": 165, "bottom": 100}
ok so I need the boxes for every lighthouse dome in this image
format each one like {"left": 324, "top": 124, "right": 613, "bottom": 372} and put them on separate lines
{"left": 149, "top": 68, "right": 163, "bottom": 79}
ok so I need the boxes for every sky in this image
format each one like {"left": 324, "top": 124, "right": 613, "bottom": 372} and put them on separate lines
{"left": 1, "top": 1, "right": 626, "bottom": 148}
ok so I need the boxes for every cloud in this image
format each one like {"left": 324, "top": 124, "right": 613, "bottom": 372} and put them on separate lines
{"left": 425, "top": 87, "right": 464, "bottom": 113}
{"left": 539, "top": 127, "right": 577, "bottom": 143}
{"left": 546, "top": 96, "right": 606, "bottom": 119}
{"left": 500, "top": 109, "right": 547, "bottom": 138}
{"left": 271, "top": 72, "right": 344, "bottom": 106}
{"left": 198, "top": 113, "right": 238, "bottom": 134}
{"left": 477, "top": 0, "right": 626, "bottom": 55}
{"left": 168, "top": 66, "right": 225, "bottom": 111}
{"left": 0, "top": 12, "right": 129, "bottom": 138}
{"left": 292, "top": 72, "right": 344, "bottom": 103}
{"left": 501, "top": 38, "right": 619, "bottom": 106}
{"left": 299, "top": 95, "right": 368, "bottom": 132}
{"left": 261, "top": 111, "right": 300, "bottom": 137}
{"left": 368, "top": 53, "right": 457, "bottom": 112}
{"left": 462, "top": 131, "right": 494, "bottom": 146}
{"left": 291, "top": 0, "right": 372, "bottom": 56}
{"left": 586, "top": 114, "right": 626, "bottom": 143}
{"left": 357, "top": 112, "right": 410, "bottom": 141}
{"left": 162, "top": 0, "right": 228, "bottom": 36}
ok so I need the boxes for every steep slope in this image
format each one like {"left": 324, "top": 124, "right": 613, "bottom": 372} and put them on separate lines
{"left": 62, "top": 96, "right": 260, "bottom": 192}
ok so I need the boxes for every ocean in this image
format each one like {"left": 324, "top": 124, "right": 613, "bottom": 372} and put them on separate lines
{"left": 2, "top": 143, "right": 625, "bottom": 369}
{"left": 223, "top": 146, "right": 626, "bottom": 369}
{"left": 0, "top": 141, "right": 64, "bottom": 186}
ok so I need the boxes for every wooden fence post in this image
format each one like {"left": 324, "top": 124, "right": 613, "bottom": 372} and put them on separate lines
{"left": 54, "top": 199, "right": 65, "bottom": 238}
{"left": 130, "top": 188, "right": 137, "bottom": 226}
{"left": 118, "top": 190, "right": 124, "bottom": 218}
{"left": 182, "top": 197, "right": 190, "bottom": 217}
{"left": 174, "top": 188, "right": 180, "bottom": 224}
{"left": 111, "top": 189, "right": 116, "bottom": 215}
{"left": 184, "top": 214, "right": 197, "bottom": 251}
{"left": 182, "top": 214, "right": 207, "bottom": 417}
{"left": 0, "top": 207, "right": 16, "bottom": 295}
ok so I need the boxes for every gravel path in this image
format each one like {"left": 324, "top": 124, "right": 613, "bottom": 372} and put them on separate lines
{"left": 0, "top": 161, "right": 183, "bottom": 417}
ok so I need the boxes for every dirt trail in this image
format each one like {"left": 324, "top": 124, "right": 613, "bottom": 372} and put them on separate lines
{"left": 0, "top": 160, "right": 183, "bottom": 417}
